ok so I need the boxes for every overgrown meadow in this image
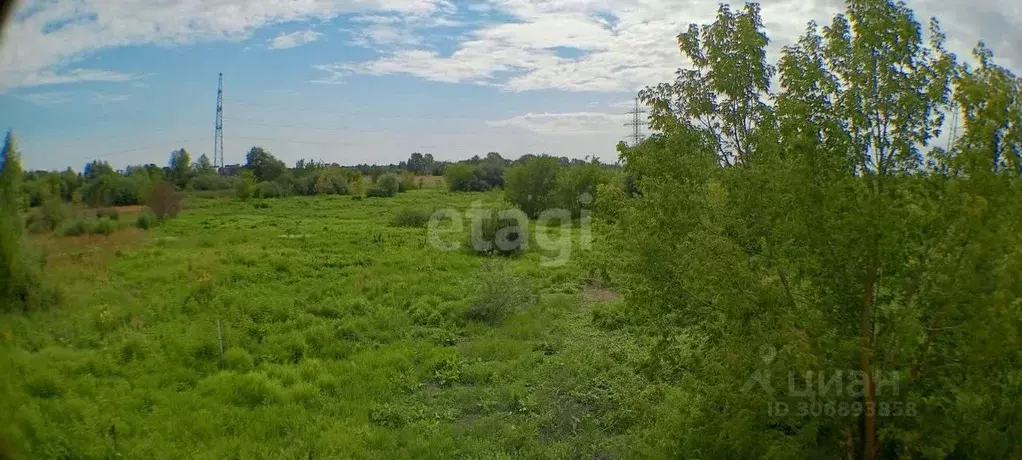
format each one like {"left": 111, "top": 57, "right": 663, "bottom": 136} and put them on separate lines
{"left": 0, "top": 189, "right": 667, "bottom": 459}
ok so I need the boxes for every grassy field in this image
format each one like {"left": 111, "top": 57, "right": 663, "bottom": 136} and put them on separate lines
{"left": 0, "top": 189, "right": 669, "bottom": 459}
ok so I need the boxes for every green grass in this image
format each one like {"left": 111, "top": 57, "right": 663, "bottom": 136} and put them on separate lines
{"left": 0, "top": 189, "right": 665, "bottom": 459}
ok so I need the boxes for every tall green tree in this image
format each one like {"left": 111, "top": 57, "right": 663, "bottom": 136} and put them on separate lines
{"left": 168, "top": 148, "right": 193, "bottom": 189}
{"left": 503, "top": 155, "right": 560, "bottom": 218}
{"left": 422, "top": 153, "right": 436, "bottom": 175}
{"left": 194, "top": 154, "right": 216, "bottom": 176}
{"left": 0, "top": 132, "right": 40, "bottom": 312}
{"left": 407, "top": 152, "right": 425, "bottom": 174}
{"left": 83, "top": 160, "right": 114, "bottom": 181}
{"left": 608, "top": 1, "right": 1021, "bottom": 458}
{"left": 1, "top": 132, "right": 24, "bottom": 308}
{"left": 245, "top": 147, "right": 286, "bottom": 182}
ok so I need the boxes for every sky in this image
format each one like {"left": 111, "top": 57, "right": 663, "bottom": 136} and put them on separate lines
{"left": 0, "top": 0, "right": 1020, "bottom": 171}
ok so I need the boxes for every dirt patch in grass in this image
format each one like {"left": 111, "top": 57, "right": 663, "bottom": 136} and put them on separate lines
{"left": 114, "top": 205, "right": 146, "bottom": 214}
{"left": 582, "top": 285, "right": 620, "bottom": 304}
{"left": 36, "top": 227, "right": 150, "bottom": 271}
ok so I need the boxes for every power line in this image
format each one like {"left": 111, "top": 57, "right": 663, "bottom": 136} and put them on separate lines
{"left": 624, "top": 97, "right": 647, "bottom": 146}
{"left": 221, "top": 118, "right": 488, "bottom": 135}
{"left": 61, "top": 137, "right": 208, "bottom": 164}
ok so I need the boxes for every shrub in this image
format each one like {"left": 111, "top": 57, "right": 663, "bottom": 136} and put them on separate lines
{"left": 293, "top": 174, "right": 317, "bottom": 196}
{"left": 314, "top": 168, "right": 350, "bottom": 195}
{"left": 224, "top": 348, "right": 254, "bottom": 372}
{"left": 255, "top": 181, "right": 286, "bottom": 199}
{"left": 467, "top": 207, "right": 529, "bottom": 256}
{"left": 111, "top": 175, "right": 144, "bottom": 206}
{"left": 135, "top": 211, "right": 156, "bottom": 230}
{"left": 348, "top": 175, "right": 367, "bottom": 196}
{"left": 80, "top": 174, "right": 146, "bottom": 207}
{"left": 96, "top": 207, "right": 119, "bottom": 221}
{"left": 373, "top": 173, "right": 401, "bottom": 197}
{"left": 552, "top": 161, "right": 611, "bottom": 218}
{"left": 272, "top": 173, "right": 297, "bottom": 197}
{"left": 236, "top": 170, "right": 257, "bottom": 200}
{"left": 504, "top": 156, "right": 561, "bottom": 218}
{"left": 398, "top": 172, "right": 418, "bottom": 192}
{"left": 445, "top": 163, "right": 489, "bottom": 192}
{"left": 466, "top": 262, "right": 535, "bottom": 323}
{"left": 25, "top": 195, "right": 66, "bottom": 233}
{"left": 365, "top": 186, "right": 393, "bottom": 198}
{"left": 56, "top": 218, "right": 87, "bottom": 237}
{"left": 391, "top": 209, "right": 432, "bottom": 228}
{"left": 201, "top": 371, "right": 286, "bottom": 408}
{"left": 190, "top": 174, "right": 235, "bottom": 191}
{"left": 91, "top": 217, "right": 117, "bottom": 235}
{"left": 148, "top": 181, "right": 182, "bottom": 221}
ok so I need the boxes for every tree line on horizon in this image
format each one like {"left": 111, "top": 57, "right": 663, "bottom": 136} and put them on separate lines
{"left": 12, "top": 147, "right": 618, "bottom": 208}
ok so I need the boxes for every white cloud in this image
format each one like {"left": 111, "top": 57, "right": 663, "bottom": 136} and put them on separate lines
{"left": 0, "top": 0, "right": 451, "bottom": 91}
{"left": 348, "top": 24, "right": 420, "bottom": 48}
{"left": 92, "top": 93, "right": 130, "bottom": 103}
{"left": 487, "top": 112, "right": 629, "bottom": 135}
{"left": 15, "top": 91, "right": 74, "bottom": 107}
{"left": 267, "top": 30, "right": 322, "bottom": 50}
{"left": 21, "top": 68, "right": 143, "bottom": 87}
{"left": 322, "top": 0, "right": 1022, "bottom": 93}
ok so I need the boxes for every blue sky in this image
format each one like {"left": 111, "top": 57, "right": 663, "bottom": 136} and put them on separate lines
{"left": 1, "top": 0, "right": 1018, "bottom": 171}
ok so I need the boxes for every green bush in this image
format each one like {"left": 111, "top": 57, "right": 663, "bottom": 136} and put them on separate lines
{"left": 224, "top": 348, "right": 254, "bottom": 372}
{"left": 368, "top": 173, "right": 400, "bottom": 197}
{"left": 91, "top": 217, "right": 117, "bottom": 235}
{"left": 25, "top": 196, "right": 66, "bottom": 233}
{"left": 466, "top": 262, "right": 535, "bottom": 323}
{"left": 255, "top": 181, "right": 286, "bottom": 199}
{"left": 96, "top": 207, "right": 119, "bottom": 221}
{"left": 467, "top": 207, "right": 529, "bottom": 256}
{"left": 504, "top": 156, "right": 561, "bottom": 218}
{"left": 56, "top": 216, "right": 118, "bottom": 236}
{"left": 313, "top": 168, "right": 350, "bottom": 195}
{"left": 391, "top": 209, "right": 432, "bottom": 228}
{"left": 552, "top": 161, "right": 611, "bottom": 218}
{"left": 398, "top": 172, "right": 418, "bottom": 192}
{"left": 200, "top": 371, "right": 286, "bottom": 408}
{"left": 445, "top": 163, "right": 489, "bottom": 192}
{"left": 190, "top": 174, "right": 236, "bottom": 191}
{"left": 135, "top": 211, "right": 156, "bottom": 230}
{"left": 365, "top": 186, "right": 392, "bottom": 198}
{"left": 148, "top": 181, "right": 182, "bottom": 221}
{"left": 235, "top": 170, "right": 257, "bottom": 200}
{"left": 55, "top": 218, "right": 88, "bottom": 237}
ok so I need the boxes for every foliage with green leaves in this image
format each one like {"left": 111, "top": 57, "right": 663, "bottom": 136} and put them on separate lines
{"left": 503, "top": 155, "right": 561, "bottom": 218}
{"left": 193, "top": 154, "right": 216, "bottom": 177}
{"left": 367, "top": 173, "right": 400, "bottom": 198}
{"left": 466, "top": 262, "right": 535, "bottom": 323}
{"left": 1, "top": 132, "right": 27, "bottom": 310}
{"left": 168, "top": 149, "right": 193, "bottom": 189}
{"left": 599, "top": 1, "right": 1022, "bottom": 458}
{"left": 148, "top": 182, "right": 182, "bottom": 221}
{"left": 245, "top": 147, "right": 287, "bottom": 182}
{"left": 235, "top": 170, "right": 257, "bottom": 200}
{"left": 1, "top": 132, "right": 51, "bottom": 312}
